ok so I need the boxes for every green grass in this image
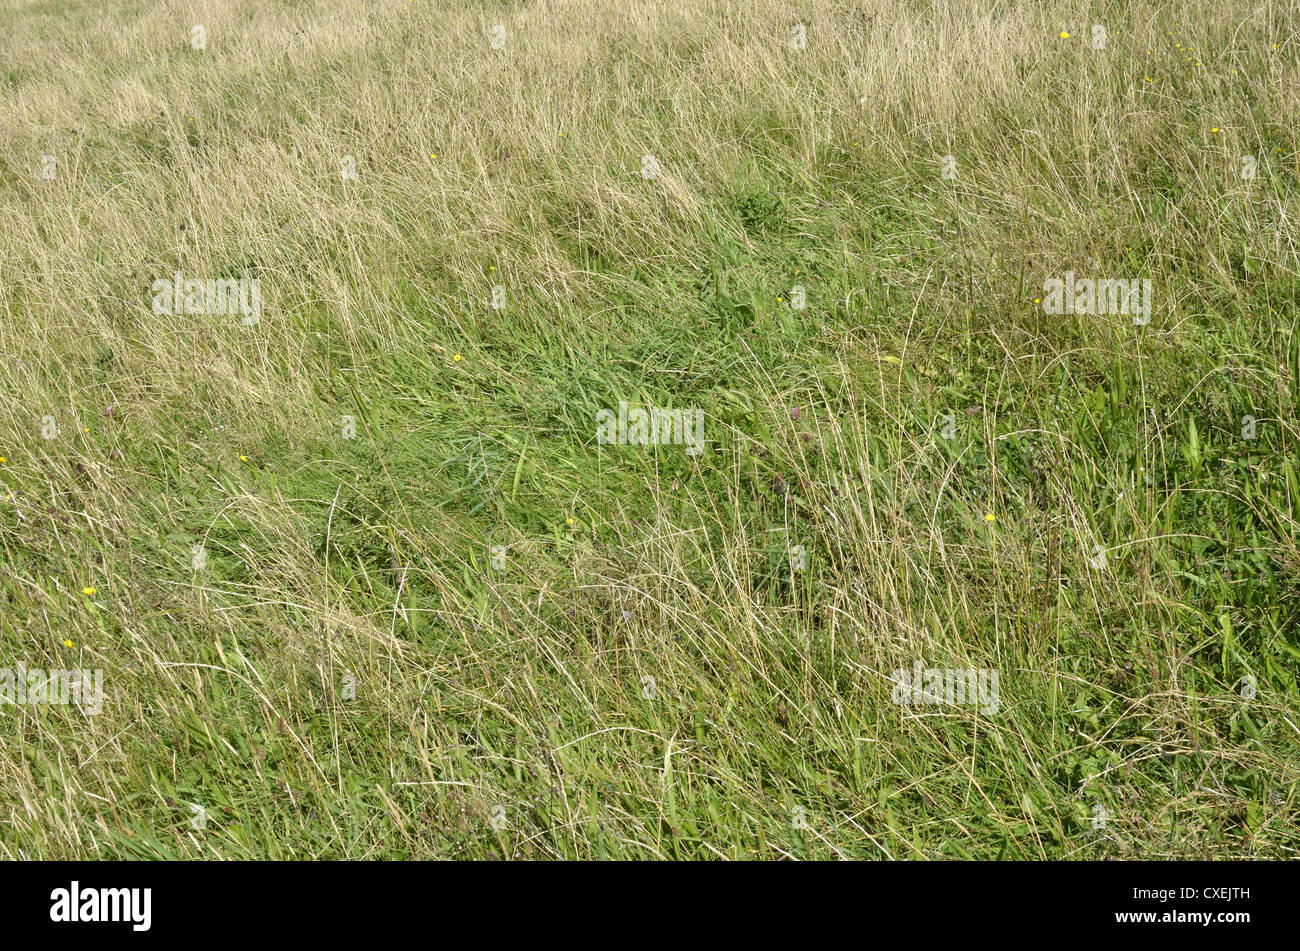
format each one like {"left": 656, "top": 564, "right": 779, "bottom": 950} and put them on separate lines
{"left": 0, "top": 0, "right": 1298, "bottom": 859}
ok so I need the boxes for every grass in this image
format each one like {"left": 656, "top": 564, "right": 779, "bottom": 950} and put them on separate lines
{"left": 1, "top": 0, "right": 1298, "bottom": 859}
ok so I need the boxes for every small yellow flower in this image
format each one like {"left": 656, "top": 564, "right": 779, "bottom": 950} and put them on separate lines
{"left": 1211, "top": 127, "right": 1219, "bottom": 133}
{"left": 1145, "top": 77, "right": 1153, "bottom": 82}
{"left": 0, "top": 456, "right": 6, "bottom": 463}
{"left": 63, "top": 639, "right": 73, "bottom": 648}
{"left": 453, "top": 353, "right": 462, "bottom": 362}
{"left": 1034, "top": 297, "right": 1041, "bottom": 304}
{"left": 565, "top": 517, "right": 575, "bottom": 526}
{"left": 82, "top": 586, "right": 96, "bottom": 596}
{"left": 430, "top": 152, "right": 437, "bottom": 159}
{"left": 240, "top": 454, "right": 248, "bottom": 462}
{"left": 984, "top": 513, "right": 996, "bottom": 523}
{"left": 1059, "top": 31, "right": 1070, "bottom": 38}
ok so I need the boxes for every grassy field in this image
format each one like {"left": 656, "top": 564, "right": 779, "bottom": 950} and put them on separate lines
{"left": 1, "top": 0, "right": 1298, "bottom": 859}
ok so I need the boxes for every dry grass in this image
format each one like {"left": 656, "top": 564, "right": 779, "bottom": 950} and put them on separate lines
{"left": 1, "top": 0, "right": 1298, "bottom": 858}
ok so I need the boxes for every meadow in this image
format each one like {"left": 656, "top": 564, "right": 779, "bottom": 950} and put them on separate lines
{"left": 1, "top": 0, "right": 1298, "bottom": 859}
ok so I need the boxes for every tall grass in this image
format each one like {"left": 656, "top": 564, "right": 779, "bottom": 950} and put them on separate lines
{"left": 0, "top": 0, "right": 1297, "bottom": 858}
